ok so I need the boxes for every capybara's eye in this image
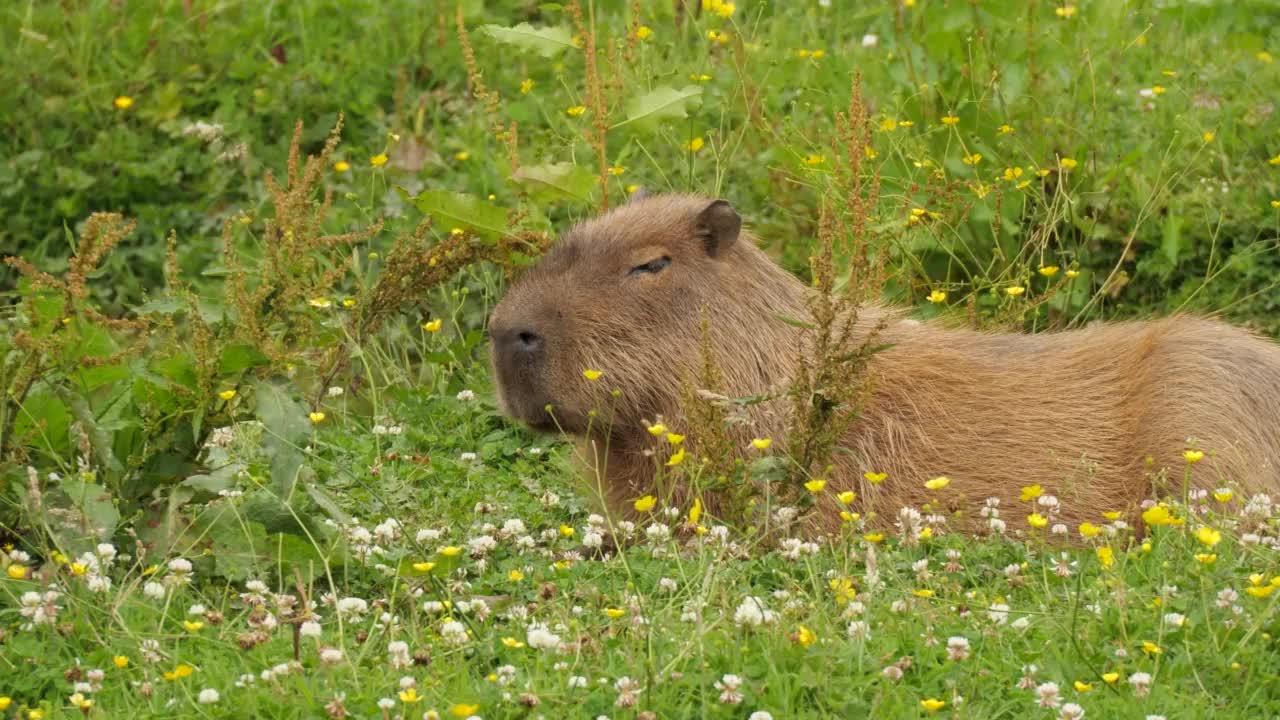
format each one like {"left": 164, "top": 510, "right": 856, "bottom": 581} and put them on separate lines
{"left": 628, "top": 256, "right": 671, "bottom": 277}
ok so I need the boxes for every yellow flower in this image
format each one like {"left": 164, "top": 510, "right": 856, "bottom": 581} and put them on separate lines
{"left": 308, "top": 297, "right": 332, "bottom": 308}
{"left": 162, "top": 664, "right": 194, "bottom": 681}
{"left": 633, "top": 495, "right": 657, "bottom": 512}
{"left": 1150, "top": 85, "right": 1166, "bottom": 95}
{"left": 507, "top": 569, "right": 524, "bottom": 582}
{"left": 501, "top": 636, "right": 525, "bottom": 649}
{"left": 1102, "top": 672, "right": 1120, "bottom": 684}
{"left": 438, "top": 546, "right": 462, "bottom": 557}
{"left": 666, "top": 433, "right": 686, "bottom": 446}
{"left": 962, "top": 153, "right": 982, "bottom": 166}
{"left": 997, "top": 124, "right": 1015, "bottom": 135}
{"left": 1020, "top": 484, "right": 1044, "bottom": 501}
{"left": 413, "top": 562, "right": 437, "bottom": 572}
{"left": 1073, "top": 681, "right": 1093, "bottom": 692}
{"left": 707, "top": 30, "right": 729, "bottom": 44}
{"left": 70, "top": 693, "right": 92, "bottom": 710}
{"left": 863, "top": 533, "right": 885, "bottom": 543}
{"left": 1270, "top": 155, "right": 1280, "bottom": 166}
{"left": 1038, "top": 265, "right": 1060, "bottom": 277}
{"left": 581, "top": 369, "right": 603, "bottom": 381}
{"left": 333, "top": 160, "right": 350, "bottom": 173}
{"left": 685, "top": 137, "right": 706, "bottom": 152}
{"left": 454, "top": 151, "right": 470, "bottom": 162}
{"left": 913, "top": 588, "right": 934, "bottom": 598}
{"left": 880, "top": 118, "right": 899, "bottom": 132}
{"left": 1055, "top": 5, "right": 1077, "bottom": 18}
{"left": 941, "top": 115, "right": 960, "bottom": 126}
{"left": 837, "top": 491, "right": 856, "bottom": 505}
{"left": 804, "top": 479, "right": 827, "bottom": 494}
{"left": 921, "top": 699, "right": 946, "bottom": 712}
{"left": 1102, "top": 511, "right": 1122, "bottom": 521}
{"left": 926, "top": 289, "right": 947, "bottom": 304}
{"left": 341, "top": 297, "right": 356, "bottom": 308}
{"left": 863, "top": 471, "right": 887, "bottom": 483}
{"left": 689, "top": 497, "right": 703, "bottom": 525}
{"left": 7, "top": 565, "right": 27, "bottom": 579}
{"left": 1258, "top": 51, "right": 1275, "bottom": 63}
{"left": 1194, "top": 553, "right": 1217, "bottom": 565}
{"left": 183, "top": 620, "right": 204, "bottom": 632}
{"left": 666, "top": 447, "right": 686, "bottom": 467}
{"left": 752, "top": 438, "right": 773, "bottom": 450}
{"left": 1078, "top": 522, "right": 1101, "bottom": 538}
{"left": 1027, "top": 512, "right": 1049, "bottom": 529}
{"left": 422, "top": 318, "right": 443, "bottom": 333}
{"left": 1202, "top": 131, "right": 1215, "bottom": 143}
{"left": 451, "top": 703, "right": 480, "bottom": 717}
{"left": 703, "top": 0, "right": 736, "bottom": 18}
{"left": 635, "top": 25, "right": 653, "bottom": 40}
{"left": 605, "top": 608, "right": 626, "bottom": 618}
{"left": 1183, "top": 449, "right": 1204, "bottom": 464}
{"left": 608, "top": 165, "right": 626, "bottom": 176}
{"left": 1006, "top": 286, "right": 1026, "bottom": 297}
{"left": 113, "top": 655, "right": 129, "bottom": 669}
{"left": 626, "top": 184, "right": 641, "bottom": 194}
{"left": 114, "top": 95, "right": 134, "bottom": 110}
{"left": 647, "top": 422, "right": 667, "bottom": 436}
{"left": 218, "top": 389, "right": 237, "bottom": 401}
{"left": 1059, "top": 157, "right": 1079, "bottom": 171}
{"left": 793, "top": 624, "right": 816, "bottom": 648}
{"left": 558, "top": 525, "right": 575, "bottom": 538}
{"left": 0, "top": 698, "right": 8, "bottom": 711}
{"left": 924, "top": 476, "right": 950, "bottom": 491}
{"left": 1213, "top": 488, "right": 1234, "bottom": 503}
{"left": 804, "top": 154, "right": 826, "bottom": 166}
{"left": 399, "top": 688, "right": 423, "bottom": 704}
{"left": 308, "top": 411, "right": 325, "bottom": 424}
{"left": 566, "top": 105, "right": 586, "bottom": 117}
{"left": 1003, "top": 166, "right": 1024, "bottom": 181}
{"left": 1195, "top": 526, "right": 1222, "bottom": 547}
{"left": 840, "top": 511, "right": 857, "bottom": 523}
{"left": 28, "top": 711, "right": 44, "bottom": 720}
{"left": 1245, "top": 584, "right": 1276, "bottom": 599}
{"left": 1142, "top": 641, "right": 1163, "bottom": 655}
{"left": 1036, "top": 168, "right": 1052, "bottom": 178}
{"left": 1096, "top": 546, "right": 1114, "bottom": 568}
{"left": 864, "top": 145, "right": 878, "bottom": 159}
{"left": 370, "top": 153, "right": 389, "bottom": 167}
{"left": 1142, "top": 504, "right": 1182, "bottom": 527}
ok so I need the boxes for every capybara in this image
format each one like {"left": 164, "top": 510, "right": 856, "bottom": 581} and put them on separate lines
{"left": 488, "top": 193, "right": 1280, "bottom": 530}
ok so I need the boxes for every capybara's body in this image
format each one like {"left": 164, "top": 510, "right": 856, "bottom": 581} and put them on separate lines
{"left": 488, "top": 194, "right": 1280, "bottom": 529}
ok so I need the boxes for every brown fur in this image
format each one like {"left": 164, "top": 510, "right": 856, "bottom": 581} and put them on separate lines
{"left": 489, "top": 194, "right": 1280, "bottom": 529}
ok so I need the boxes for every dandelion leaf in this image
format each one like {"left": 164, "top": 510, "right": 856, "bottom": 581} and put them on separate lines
{"left": 511, "top": 162, "right": 596, "bottom": 203}
{"left": 616, "top": 85, "right": 704, "bottom": 131}
{"left": 482, "top": 23, "right": 574, "bottom": 58}
{"left": 406, "top": 189, "right": 508, "bottom": 241}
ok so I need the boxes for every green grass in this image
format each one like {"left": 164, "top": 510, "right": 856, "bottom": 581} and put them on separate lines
{"left": 2, "top": 0, "right": 1280, "bottom": 718}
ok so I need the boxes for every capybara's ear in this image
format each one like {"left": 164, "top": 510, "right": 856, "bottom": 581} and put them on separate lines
{"left": 695, "top": 199, "right": 741, "bottom": 257}
{"left": 628, "top": 187, "right": 650, "bottom": 203}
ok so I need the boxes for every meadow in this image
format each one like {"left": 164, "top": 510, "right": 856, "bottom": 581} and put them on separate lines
{"left": 2, "top": 0, "right": 1280, "bottom": 717}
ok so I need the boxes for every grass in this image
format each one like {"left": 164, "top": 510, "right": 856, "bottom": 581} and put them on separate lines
{"left": 2, "top": 0, "right": 1280, "bottom": 718}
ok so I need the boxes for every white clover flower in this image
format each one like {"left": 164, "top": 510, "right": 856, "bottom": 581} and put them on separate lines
{"left": 947, "top": 636, "right": 970, "bottom": 661}
{"left": 336, "top": 597, "right": 368, "bottom": 617}
{"left": 319, "top": 647, "right": 343, "bottom": 665}
{"left": 143, "top": 581, "right": 166, "bottom": 601}
{"left": 456, "top": 389, "right": 475, "bottom": 401}
{"left": 881, "top": 665, "right": 903, "bottom": 681}
{"left": 714, "top": 674, "right": 744, "bottom": 705}
{"left": 988, "top": 603, "right": 1010, "bottom": 624}
{"left": 733, "top": 596, "right": 776, "bottom": 627}
{"left": 658, "top": 577, "right": 678, "bottom": 593}
{"left": 300, "top": 621, "right": 322, "bottom": 639}
{"left": 568, "top": 676, "right": 588, "bottom": 689}
{"left": 847, "top": 621, "right": 871, "bottom": 640}
{"left": 1036, "top": 682, "right": 1061, "bottom": 708}
{"left": 440, "top": 620, "right": 468, "bottom": 645}
{"left": 861, "top": 34, "right": 878, "bottom": 48}
{"left": 198, "top": 689, "right": 220, "bottom": 704}
{"left": 388, "top": 640, "right": 411, "bottom": 669}
{"left": 1059, "top": 703, "right": 1085, "bottom": 720}
{"left": 527, "top": 622, "right": 561, "bottom": 651}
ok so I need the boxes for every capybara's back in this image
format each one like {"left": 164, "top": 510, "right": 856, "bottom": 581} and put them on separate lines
{"left": 488, "top": 193, "right": 1280, "bottom": 530}
{"left": 845, "top": 316, "right": 1280, "bottom": 526}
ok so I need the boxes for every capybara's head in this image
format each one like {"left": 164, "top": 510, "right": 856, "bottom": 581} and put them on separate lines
{"left": 489, "top": 193, "right": 768, "bottom": 435}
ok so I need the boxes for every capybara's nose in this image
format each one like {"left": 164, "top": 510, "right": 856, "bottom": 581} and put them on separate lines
{"left": 496, "top": 327, "right": 544, "bottom": 359}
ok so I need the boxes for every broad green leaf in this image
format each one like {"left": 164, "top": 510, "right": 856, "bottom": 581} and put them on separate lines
{"left": 219, "top": 344, "right": 270, "bottom": 374}
{"left": 253, "top": 380, "right": 310, "bottom": 495}
{"left": 482, "top": 23, "right": 574, "bottom": 58}
{"left": 615, "top": 85, "right": 703, "bottom": 131}
{"left": 404, "top": 189, "right": 509, "bottom": 240}
{"left": 1162, "top": 212, "right": 1183, "bottom": 266}
{"left": 510, "top": 162, "right": 597, "bottom": 202}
